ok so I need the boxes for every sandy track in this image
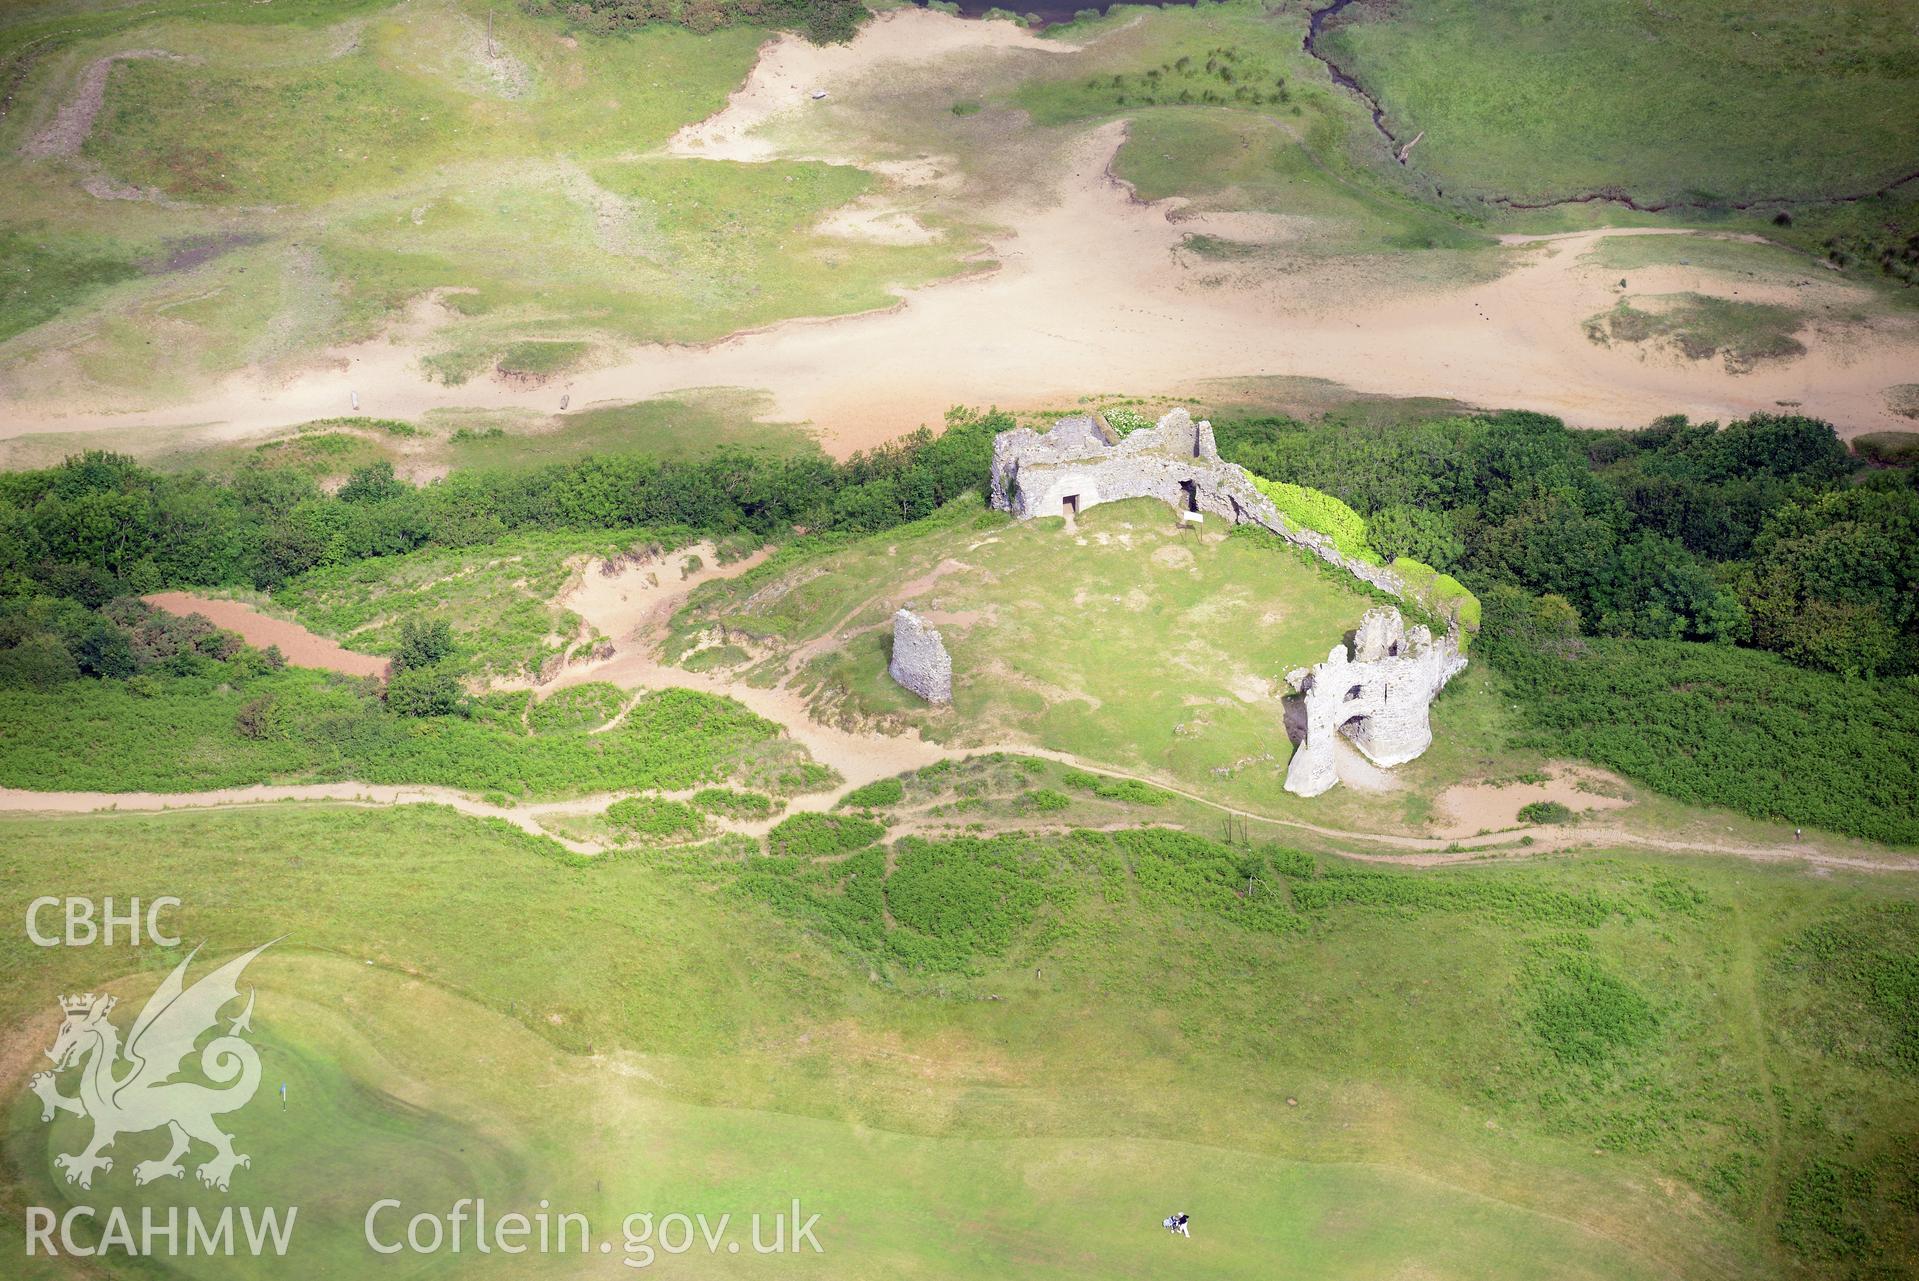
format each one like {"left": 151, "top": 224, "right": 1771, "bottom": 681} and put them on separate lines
{"left": 142, "top": 591, "right": 390, "bottom": 678}
{"left": 1, "top": 747, "right": 1907, "bottom": 873}
{"left": 8, "top": 544, "right": 1911, "bottom": 873}
{"left": 0, "top": 782, "right": 605, "bottom": 854}
{"left": 2, "top": 10, "right": 1913, "bottom": 455}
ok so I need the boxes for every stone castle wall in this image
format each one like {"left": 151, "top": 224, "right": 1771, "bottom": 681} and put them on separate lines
{"left": 888, "top": 608, "right": 952, "bottom": 704}
{"left": 1282, "top": 608, "right": 1467, "bottom": 797}
{"left": 989, "top": 410, "right": 1468, "bottom": 797}
{"left": 989, "top": 409, "right": 1434, "bottom": 615}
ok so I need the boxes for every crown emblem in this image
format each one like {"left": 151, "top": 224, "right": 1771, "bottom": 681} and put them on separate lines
{"left": 59, "top": 994, "right": 110, "bottom": 1016}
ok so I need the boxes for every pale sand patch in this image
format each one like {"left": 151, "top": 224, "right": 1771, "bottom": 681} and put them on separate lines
{"left": 916, "top": 607, "right": 985, "bottom": 629}
{"left": 815, "top": 199, "right": 941, "bottom": 245}
{"left": 5, "top": 11, "right": 1916, "bottom": 454}
{"left": 1227, "top": 672, "right": 1274, "bottom": 703}
{"left": 141, "top": 592, "right": 389, "bottom": 678}
{"left": 558, "top": 541, "right": 767, "bottom": 646}
{"left": 1430, "top": 766, "right": 1633, "bottom": 839}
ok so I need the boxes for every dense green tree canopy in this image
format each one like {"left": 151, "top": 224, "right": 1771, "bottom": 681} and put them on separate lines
{"left": 1215, "top": 410, "right": 1913, "bottom": 675}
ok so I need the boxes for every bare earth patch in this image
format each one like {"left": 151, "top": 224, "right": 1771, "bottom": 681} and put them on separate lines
{"left": 815, "top": 200, "right": 941, "bottom": 245}
{"left": 1431, "top": 766, "right": 1633, "bottom": 839}
{"left": 556, "top": 543, "right": 738, "bottom": 646}
{"left": 142, "top": 592, "right": 389, "bottom": 678}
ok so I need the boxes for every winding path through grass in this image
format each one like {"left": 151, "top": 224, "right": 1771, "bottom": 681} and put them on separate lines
{"left": 2, "top": 536, "right": 1911, "bottom": 873}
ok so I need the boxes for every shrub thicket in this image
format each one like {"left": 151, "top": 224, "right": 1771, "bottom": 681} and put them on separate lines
{"left": 1218, "top": 410, "right": 1911, "bottom": 673}
{"left": 1482, "top": 629, "right": 1919, "bottom": 844}
{"left": 690, "top": 787, "right": 778, "bottom": 820}
{"left": 605, "top": 797, "right": 706, "bottom": 843}
{"left": 1061, "top": 769, "right": 1170, "bottom": 806}
{"left": 838, "top": 777, "right": 905, "bottom": 809}
{"left": 765, "top": 812, "right": 884, "bottom": 859}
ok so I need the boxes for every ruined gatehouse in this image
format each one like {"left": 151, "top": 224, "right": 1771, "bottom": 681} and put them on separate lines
{"left": 1282, "top": 608, "right": 1466, "bottom": 797}
{"left": 989, "top": 408, "right": 1413, "bottom": 600}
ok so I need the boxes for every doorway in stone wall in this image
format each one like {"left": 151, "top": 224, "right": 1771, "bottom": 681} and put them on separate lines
{"left": 1179, "top": 479, "right": 1198, "bottom": 513}
{"left": 1061, "top": 494, "right": 1079, "bottom": 516}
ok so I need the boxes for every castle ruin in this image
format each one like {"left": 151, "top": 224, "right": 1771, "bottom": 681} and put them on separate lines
{"left": 988, "top": 409, "right": 1469, "bottom": 797}
{"left": 990, "top": 409, "right": 1411, "bottom": 600}
{"left": 888, "top": 608, "right": 953, "bottom": 704}
{"left": 1282, "top": 608, "right": 1466, "bottom": 797}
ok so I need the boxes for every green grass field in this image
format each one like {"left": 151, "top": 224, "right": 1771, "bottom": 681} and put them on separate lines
{"left": 2, "top": 803, "right": 1915, "bottom": 1277}
{"left": 1312, "top": 0, "right": 1919, "bottom": 207}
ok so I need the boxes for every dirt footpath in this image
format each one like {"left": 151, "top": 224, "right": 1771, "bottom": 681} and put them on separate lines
{"left": 142, "top": 592, "right": 389, "bottom": 678}
{"left": 21, "top": 49, "right": 179, "bottom": 158}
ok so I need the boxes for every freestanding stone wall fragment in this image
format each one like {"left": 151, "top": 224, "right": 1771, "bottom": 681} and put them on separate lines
{"left": 888, "top": 608, "right": 952, "bottom": 704}
{"left": 1283, "top": 607, "right": 1466, "bottom": 797}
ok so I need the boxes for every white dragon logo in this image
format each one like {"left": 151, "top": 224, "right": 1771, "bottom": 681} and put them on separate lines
{"left": 29, "top": 941, "right": 273, "bottom": 1193}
